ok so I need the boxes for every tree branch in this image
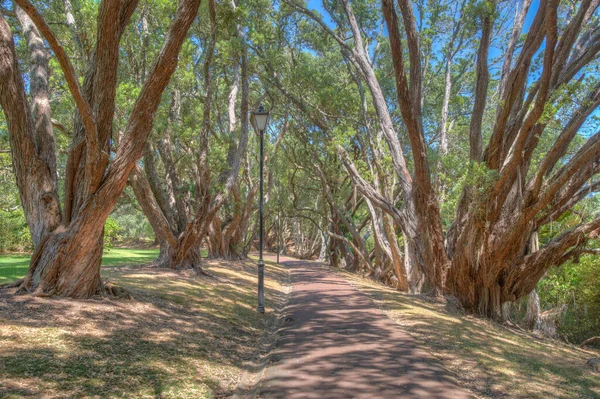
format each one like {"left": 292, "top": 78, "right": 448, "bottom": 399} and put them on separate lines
{"left": 14, "top": 0, "right": 98, "bottom": 157}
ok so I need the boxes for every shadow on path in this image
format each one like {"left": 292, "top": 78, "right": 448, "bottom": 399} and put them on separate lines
{"left": 258, "top": 256, "right": 474, "bottom": 399}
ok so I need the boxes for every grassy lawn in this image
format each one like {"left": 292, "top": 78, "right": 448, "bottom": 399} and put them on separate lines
{"left": 0, "top": 254, "right": 288, "bottom": 398}
{"left": 339, "top": 270, "right": 600, "bottom": 399}
{"left": 0, "top": 254, "right": 31, "bottom": 285}
{"left": 0, "top": 248, "right": 164, "bottom": 284}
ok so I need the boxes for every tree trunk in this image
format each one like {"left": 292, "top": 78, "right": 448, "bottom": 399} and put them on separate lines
{"left": 527, "top": 289, "right": 541, "bottom": 330}
{"left": 155, "top": 240, "right": 203, "bottom": 270}
{"left": 0, "top": 11, "right": 62, "bottom": 248}
{"left": 21, "top": 207, "right": 105, "bottom": 297}
{"left": 403, "top": 236, "right": 426, "bottom": 294}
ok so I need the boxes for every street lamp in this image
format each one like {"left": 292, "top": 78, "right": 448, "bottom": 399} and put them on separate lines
{"left": 277, "top": 198, "right": 281, "bottom": 264}
{"left": 251, "top": 104, "right": 270, "bottom": 314}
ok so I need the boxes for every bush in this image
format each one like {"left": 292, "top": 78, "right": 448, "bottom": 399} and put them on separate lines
{"left": 104, "top": 217, "right": 122, "bottom": 249}
{"left": 0, "top": 209, "right": 32, "bottom": 252}
{"left": 538, "top": 253, "right": 600, "bottom": 344}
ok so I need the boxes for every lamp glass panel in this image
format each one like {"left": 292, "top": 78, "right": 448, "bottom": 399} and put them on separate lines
{"left": 254, "top": 113, "right": 269, "bottom": 131}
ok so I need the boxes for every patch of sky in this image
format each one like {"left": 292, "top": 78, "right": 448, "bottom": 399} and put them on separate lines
{"left": 307, "top": 0, "right": 336, "bottom": 28}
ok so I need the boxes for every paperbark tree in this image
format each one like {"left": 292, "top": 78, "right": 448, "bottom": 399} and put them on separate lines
{"left": 0, "top": 0, "right": 202, "bottom": 297}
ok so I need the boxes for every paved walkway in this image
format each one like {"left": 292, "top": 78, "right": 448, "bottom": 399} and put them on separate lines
{"left": 257, "top": 256, "right": 473, "bottom": 398}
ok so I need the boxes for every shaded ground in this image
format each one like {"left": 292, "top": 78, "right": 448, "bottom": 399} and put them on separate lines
{"left": 0, "top": 256, "right": 287, "bottom": 398}
{"left": 257, "top": 256, "right": 474, "bottom": 399}
{"left": 340, "top": 270, "right": 600, "bottom": 399}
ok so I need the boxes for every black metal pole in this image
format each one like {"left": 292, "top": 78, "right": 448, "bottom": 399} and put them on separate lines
{"left": 257, "top": 129, "right": 265, "bottom": 313}
{"left": 277, "top": 202, "right": 280, "bottom": 264}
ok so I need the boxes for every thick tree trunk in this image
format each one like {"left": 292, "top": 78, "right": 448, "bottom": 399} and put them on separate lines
{"left": 155, "top": 240, "right": 203, "bottom": 270}
{"left": 21, "top": 205, "right": 105, "bottom": 297}
{"left": 207, "top": 216, "right": 247, "bottom": 260}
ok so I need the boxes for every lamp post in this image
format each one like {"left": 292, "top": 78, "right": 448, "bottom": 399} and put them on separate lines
{"left": 277, "top": 198, "right": 281, "bottom": 264}
{"left": 251, "top": 104, "right": 269, "bottom": 314}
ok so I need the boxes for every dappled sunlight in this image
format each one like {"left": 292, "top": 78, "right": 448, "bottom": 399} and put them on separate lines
{"left": 342, "top": 271, "right": 599, "bottom": 399}
{"left": 0, "top": 257, "right": 288, "bottom": 398}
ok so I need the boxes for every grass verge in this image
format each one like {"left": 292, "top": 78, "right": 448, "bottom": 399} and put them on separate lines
{"left": 0, "top": 248, "right": 170, "bottom": 285}
{"left": 339, "top": 271, "right": 600, "bottom": 399}
{"left": 0, "top": 255, "right": 287, "bottom": 398}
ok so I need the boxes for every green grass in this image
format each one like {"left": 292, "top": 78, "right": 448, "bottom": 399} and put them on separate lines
{"left": 0, "top": 248, "right": 162, "bottom": 284}
{"left": 101, "top": 247, "right": 160, "bottom": 267}
{"left": 0, "top": 254, "right": 30, "bottom": 285}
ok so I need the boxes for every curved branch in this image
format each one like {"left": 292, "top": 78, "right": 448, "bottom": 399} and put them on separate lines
{"left": 337, "top": 146, "right": 406, "bottom": 228}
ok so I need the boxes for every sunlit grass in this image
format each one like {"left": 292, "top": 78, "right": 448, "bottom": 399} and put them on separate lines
{"left": 101, "top": 247, "right": 161, "bottom": 267}
{"left": 0, "top": 248, "right": 167, "bottom": 284}
{"left": 0, "top": 254, "right": 30, "bottom": 285}
{"left": 339, "top": 270, "right": 600, "bottom": 399}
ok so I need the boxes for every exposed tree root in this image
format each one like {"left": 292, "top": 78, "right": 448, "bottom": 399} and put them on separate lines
{"left": 103, "top": 281, "right": 133, "bottom": 299}
{"left": 33, "top": 288, "right": 56, "bottom": 298}
{"left": 580, "top": 336, "right": 600, "bottom": 348}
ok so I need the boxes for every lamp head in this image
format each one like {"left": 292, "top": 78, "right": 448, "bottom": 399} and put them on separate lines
{"left": 251, "top": 104, "right": 270, "bottom": 133}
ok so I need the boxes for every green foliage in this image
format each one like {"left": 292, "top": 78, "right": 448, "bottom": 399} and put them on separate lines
{"left": 111, "top": 213, "right": 154, "bottom": 242}
{"left": 538, "top": 252, "right": 600, "bottom": 343}
{"left": 103, "top": 217, "right": 122, "bottom": 249}
{"left": 439, "top": 159, "right": 498, "bottom": 226}
{"left": 0, "top": 209, "right": 31, "bottom": 253}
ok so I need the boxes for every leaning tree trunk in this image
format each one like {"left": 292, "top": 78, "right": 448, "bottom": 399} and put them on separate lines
{"left": 130, "top": 159, "right": 207, "bottom": 270}
{"left": 0, "top": 10, "right": 61, "bottom": 248}
{"left": 23, "top": 215, "right": 104, "bottom": 297}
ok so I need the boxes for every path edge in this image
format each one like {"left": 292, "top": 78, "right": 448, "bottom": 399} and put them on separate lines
{"left": 231, "top": 260, "right": 293, "bottom": 399}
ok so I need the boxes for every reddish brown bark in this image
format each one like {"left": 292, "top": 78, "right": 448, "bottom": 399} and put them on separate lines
{"left": 377, "top": 0, "right": 600, "bottom": 317}
{"left": 382, "top": 0, "right": 449, "bottom": 295}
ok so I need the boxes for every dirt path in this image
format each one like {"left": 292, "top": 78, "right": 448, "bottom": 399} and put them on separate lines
{"left": 257, "top": 256, "right": 474, "bottom": 398}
